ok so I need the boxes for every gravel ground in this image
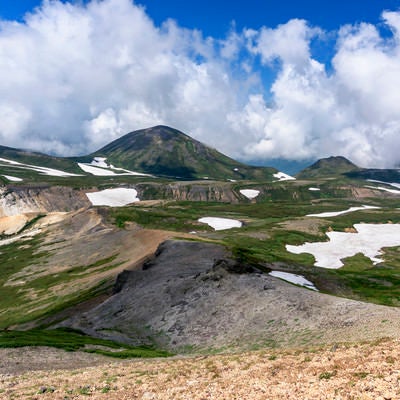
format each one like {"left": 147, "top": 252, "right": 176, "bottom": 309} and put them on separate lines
{"left": 1, "top": 339, "right": 400, "bottom": 399}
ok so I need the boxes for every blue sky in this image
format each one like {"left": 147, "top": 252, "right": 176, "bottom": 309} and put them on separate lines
{"left": 1, "top": 0, "right": 400, "bottom": 168}
{"left": 2, "top": 1, "right": 399, "bottom": 35}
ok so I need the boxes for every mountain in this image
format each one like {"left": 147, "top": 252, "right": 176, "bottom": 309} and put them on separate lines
{"left": 296, "top": 156, "right": 359, "bottom": 179}
{"left": 297, "top": 155, "right": 400, "bottom": 184}
{"left": 90, "top": 125, "right": 277, "bottom": 180}
{"left": 345, "top": 168, "right": 400, "bottom": 183}
{"left": 0, "top": 145, "right": 81, "bottom": 174}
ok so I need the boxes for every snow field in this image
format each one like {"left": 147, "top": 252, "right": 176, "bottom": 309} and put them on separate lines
{"left": 198, "top": 217, "right": 242, "bottom": 231}
{"left": 86, "top": 188, "right": 140, "bottom": 207}
{"left": 273, "top": 171, "right": 296, "bottom": 181}
{"left": 240, "top": 189, "right": 260, "bottom": 199}
{"left": 286, "top": 223, "right": 400, "bottom": 269}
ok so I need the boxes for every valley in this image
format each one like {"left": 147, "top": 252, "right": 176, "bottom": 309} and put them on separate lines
{"left": 1, "top": 126, "right": 400, "bottom": 397}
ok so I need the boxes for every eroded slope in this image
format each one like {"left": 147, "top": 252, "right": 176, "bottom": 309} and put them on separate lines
{"left": 59, "top": 240, "right": 400, "bottom": 352}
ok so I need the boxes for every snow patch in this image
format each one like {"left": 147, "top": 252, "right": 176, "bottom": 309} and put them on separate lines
{"left": 78, "top": 163, "right": 118, "bottom": 176}
{"left": 365, "top": 185, "right": 400, "bottom": 195}
{"left": 86, "top": 188, "right": 140, "bottom": 207}
{"left": 78, "top": 162, "right": 151, "bottom": 176}
{"left": 307, "top": 205, "right": 380, "bottom": 218}
{"left": 367, "top": 179, "right": 400, "bottom": 189}
{"left": 0, "top": 158, "right": 22, "bottom": 165}
{"left": 3, "top": 175, "right": 23, "bottom": 182}
{"left": 269, "top": 271, "right": 318, "bottom": 291}
{"left": 198, "top": 217, "right": 242, "bottom": 231}
{"left": 308, "top": 187, "right": 320, "bottom": 191}
{"left": 0, "top": 157, "right": 80, "bottom": 177}
{"left": 240, "top": 189, "right": 260, "bottom": 199}
{"left": 286, "top": 223, "right": 400, "bottom": 269}
{"left": 90, "top": 157, "right": 109, "bottom": 168}
{"left": 273, "top": 171, "right": 296, "bottom": 181}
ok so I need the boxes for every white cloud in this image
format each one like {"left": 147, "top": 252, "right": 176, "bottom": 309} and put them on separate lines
{"left": 235, "top": 14, "right": 400, "bottom": 167}
{"left": 251, "top": 19, "right": 318, "bottom": 66}
{"left": 1, "top": 1, "right": 400, "bottom": 168}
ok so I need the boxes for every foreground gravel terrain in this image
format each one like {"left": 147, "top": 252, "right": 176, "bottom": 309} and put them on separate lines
{"left": 1, "top": 339, "right": 400, "bottom": 399}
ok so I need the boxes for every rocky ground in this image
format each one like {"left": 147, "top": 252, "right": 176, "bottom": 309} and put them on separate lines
{"left": 1, "top": 338, "right": 400, "bottom": 399}
{"left": 58, "top": 240, "right": 400, "bottom": 352}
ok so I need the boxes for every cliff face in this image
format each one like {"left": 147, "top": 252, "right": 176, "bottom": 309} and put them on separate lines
{"left": 0, "top": 186, "right": 90, "bottom": 217}
{"left": 162, "top": 183, "right": 240, "bottom": 202}
{"left": 132, "top": 182, "right": 241, "bottom": 203}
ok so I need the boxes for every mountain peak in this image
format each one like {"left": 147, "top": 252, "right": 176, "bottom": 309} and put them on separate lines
{"left": 93, "top": 126, "right": 276, "bottom": 180}
{"left": 296, "top": 156, "right": 359, "bottom": 179}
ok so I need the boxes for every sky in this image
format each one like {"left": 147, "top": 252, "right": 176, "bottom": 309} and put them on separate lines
{"left": 0, "top": 0, "right": 400, "bottom": 168}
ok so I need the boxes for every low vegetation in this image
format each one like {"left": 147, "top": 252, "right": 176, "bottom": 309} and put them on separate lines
{"left": 0, "top": 328, "right": 171, "bottom": 358}
{"left": 0, "top": 235, "right": 120, "bottom": 329}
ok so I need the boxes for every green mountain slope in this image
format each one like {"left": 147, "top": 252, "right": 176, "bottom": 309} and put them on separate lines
{"left": 91, "top": 125, "right": 277, "bottom": 180}
{"left": 345, "top": 168, "right": 400, "bottom": 183}
{"left": 297, "top": 155, "right": 400, "bottom": 184}
{"left": 296, "top": 156, "right": 360, "bottom": 179}
{"left": 0, "top": 145, "right": 81, "bottom": 174}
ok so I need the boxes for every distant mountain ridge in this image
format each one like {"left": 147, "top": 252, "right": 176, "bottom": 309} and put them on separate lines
{"left": 297, "top": 155, "right": 400, "bottom": 184}
{"left": 2, "top": 129, "right": 399, "bottom": 184}
{"left": 296, "top": 156, "right": 360, "bottom": 179}
{"left": 0, "top": 145, "right": 81, "bottom": 174}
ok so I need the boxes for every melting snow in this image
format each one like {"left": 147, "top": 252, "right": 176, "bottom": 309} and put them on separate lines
{"left": 365, "top": 185, "right": 400, "bottom": 195}
{"left": 86, "top": 188, "right": 140, "bottom": 207}
{"left": 78, "top": 162, "right": 150, "bottom": 176}
{"left": 273, "top": 171, "right": 296, "bottom": 181}
{"left": 269, "top": 271, "right": 318, "bottom": 291}
{"left": 3, "top": 175, "right": 23, "bottom": 182}
{"left": 78, "top": 163, "right": 118, "bottom": 176}
{"left": 0, "top": 157, "right": 80, "bottom": 177}
{"left": 286, "top": 223, "right": 400, "bottom": 269}
{"left": 367, "top": 179, "right": 400, "bottom": 189}
{"left": 0, "top": 158, "right": 22, "bottom": 165}
{"left": 33, "top": 166, "right": 80, "bottom": 177}
{"left": 90, "top": 157, "right": 109, "bottom": 168}
{"left": 309, "top": 187, "right": 320, "bottom": 191}
{"left": 240, "top": 189, "right": 260, "bottom": 199}
{"left": 198, "top": 217, "right": 242, "bottom": 231}
{"left": 307, "top": 205, "right": 380, "bottom": 218}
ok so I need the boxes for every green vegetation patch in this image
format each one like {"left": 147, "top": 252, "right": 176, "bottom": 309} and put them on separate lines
{"left": 0, "top": 328, "right": 171, "bottom": 358}
{"left": 0, "top": 235, "right": 121, "bottom": 328}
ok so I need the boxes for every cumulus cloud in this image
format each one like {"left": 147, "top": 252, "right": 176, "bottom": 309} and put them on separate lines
{"left": 0, "top": 0, "right": 400, "bottom": 167}
{"left": 235, "top": 13, "right": 400, "bottom": 167}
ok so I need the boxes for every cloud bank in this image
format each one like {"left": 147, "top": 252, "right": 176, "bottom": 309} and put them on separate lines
{"left": 0, "top": 0, "right": 400, "bottom": 167}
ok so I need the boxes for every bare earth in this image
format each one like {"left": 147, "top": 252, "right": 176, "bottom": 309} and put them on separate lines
{"left": 1, "top": 339, "right": 400, "bottom": 399}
